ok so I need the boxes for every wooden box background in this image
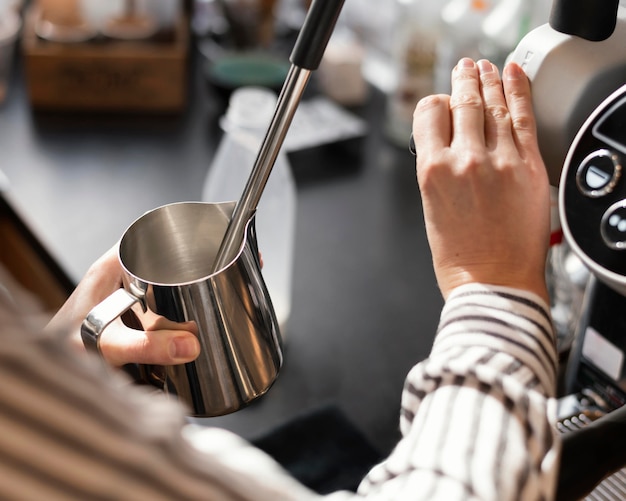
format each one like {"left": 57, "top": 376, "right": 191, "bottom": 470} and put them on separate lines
{"left": 22, "top": 7, "right": 189, "bottom": 113}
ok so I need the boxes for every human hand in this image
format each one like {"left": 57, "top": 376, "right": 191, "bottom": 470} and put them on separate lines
{"left": 45, "top": 246, "right": 200, "bottom": 368}
{"left": 412, "top": 59, "right": 551, "bottom": 302}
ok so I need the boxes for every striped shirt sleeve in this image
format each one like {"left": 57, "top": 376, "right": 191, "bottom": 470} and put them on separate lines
{"left": 0, "top": 297, "right": 321, "bottom": 501}
{"left": 0, "top": 282, "right": 560, "bottom": 501}
{"left": 355, "top": 284, "right": 560, "bottom": 501}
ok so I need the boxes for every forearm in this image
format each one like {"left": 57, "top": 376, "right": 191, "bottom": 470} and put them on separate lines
{"left": 358, "top": 284, "right": 560, "bottom": 500}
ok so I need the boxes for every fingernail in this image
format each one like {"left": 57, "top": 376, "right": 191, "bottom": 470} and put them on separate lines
{"left": 504, "top": 62, "right": 524, "bottom": 80}
{"left": 171, "top": 336, "right": 200, "bottom": 360}
{"left": 477, "top": 59, "right": 493, "bottom": 74}
{"left": 458, "top": 57, "right": 475, "bottom": 69}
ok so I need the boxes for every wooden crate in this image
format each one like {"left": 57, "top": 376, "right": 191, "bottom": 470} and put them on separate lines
{"left": 21, "top": 6, "right": 189, "bottom": 113}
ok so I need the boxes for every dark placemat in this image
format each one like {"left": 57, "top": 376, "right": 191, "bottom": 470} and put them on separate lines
{"left": 252, "top": 405, "right": 384, "bottom": 494}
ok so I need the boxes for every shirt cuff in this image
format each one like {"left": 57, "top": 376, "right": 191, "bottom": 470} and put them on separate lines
{"left": 433, "top": 282, "right": 557, "bottom": 396}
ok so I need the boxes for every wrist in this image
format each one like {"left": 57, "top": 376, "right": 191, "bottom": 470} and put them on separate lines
{"left": 437, "top": 268, "right": 550, "bottom": 305}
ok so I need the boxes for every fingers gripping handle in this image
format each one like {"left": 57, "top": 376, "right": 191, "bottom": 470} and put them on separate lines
{"left": 81, "top": 288, "right": 143, "bottom": 354}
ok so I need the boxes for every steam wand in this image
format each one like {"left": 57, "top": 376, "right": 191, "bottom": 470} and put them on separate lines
{"left": 211, "top": 0, "right": 346, "bottom": 273}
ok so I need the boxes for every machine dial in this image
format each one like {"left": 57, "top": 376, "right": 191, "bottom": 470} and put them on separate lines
{"left": 601, "top": 200, "right": 626, "bottom": 250}
{"left": 576, "top": 149, "right": 622, "bottom": 198}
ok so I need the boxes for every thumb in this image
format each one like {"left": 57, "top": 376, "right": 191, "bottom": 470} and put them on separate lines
{"left": 99, "top": 318, "right": 201, "bottom": 368}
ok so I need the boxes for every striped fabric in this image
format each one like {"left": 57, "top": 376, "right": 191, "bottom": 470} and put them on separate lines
{"left": 0, "top": 283, "right": 559, "bottom": 500}
{"left": 357, "top": 285, "right": 559, "bottom": 500}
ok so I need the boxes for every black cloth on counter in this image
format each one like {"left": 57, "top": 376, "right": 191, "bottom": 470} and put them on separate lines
{"left": 252, "top": 405, "right": 383, "bottom": 494}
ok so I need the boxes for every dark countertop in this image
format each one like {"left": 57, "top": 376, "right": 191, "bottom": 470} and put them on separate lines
{"left": 0, "top": 47, "right": 443, "bottom": 457}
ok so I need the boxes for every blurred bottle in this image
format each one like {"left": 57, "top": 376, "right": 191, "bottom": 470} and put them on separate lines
{"left": 434, "top": 0, "right": 497, "bottom": 94}
{"left": 274, "top": 0, "right": 306, "bottom": 33}
{"left": 546, "top": 186, "right": 591, "bottom": 356}
{"left": 318, "top": 27, "right": 369, "bottom": 107}
{"left": 191, "top": 0, "right": 230, "bottom": 46}
{"left": 215, "top": 0, "right": 279, "bottom": 49}
{"left": 202, "top": 87, "right": 297, "bottom": 338}
{"left": 149, "top": 0, "right": 181, "bottom": 32}
{"left": 385, "top": 0, "right": 447, "bottom": 146}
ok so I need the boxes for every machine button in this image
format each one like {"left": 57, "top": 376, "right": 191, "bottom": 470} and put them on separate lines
{"left": 576, "top": 149, "right": 621, "bottom": 197}
{"left": 601, "top": 200, "right": 626, "bottom": 250}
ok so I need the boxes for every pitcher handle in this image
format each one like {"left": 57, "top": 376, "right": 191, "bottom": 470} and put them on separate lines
{"left": 81, "top": 288, "right": 143, "bottom": 355}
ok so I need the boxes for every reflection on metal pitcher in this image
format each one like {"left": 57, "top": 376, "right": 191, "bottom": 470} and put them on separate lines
{"left": 82, "top": 201, "right": 283, "bottom": 417}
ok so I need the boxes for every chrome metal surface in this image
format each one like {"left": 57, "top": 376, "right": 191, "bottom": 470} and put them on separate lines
{"left": 82, "top": 201, "right": 283, "bottom": 417}
{"left": 82, "top": 288, "right": 143, "bottom": 354}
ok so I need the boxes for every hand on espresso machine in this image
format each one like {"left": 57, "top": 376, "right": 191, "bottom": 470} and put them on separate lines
{"left": 412, "top": 58, "right": 551, "bottom": 303}
{"left": 45, "top": 245, "right": 201, "bottom": 368}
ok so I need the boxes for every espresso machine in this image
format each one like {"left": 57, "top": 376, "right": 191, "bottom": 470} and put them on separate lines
{"left": 508, "top": 0, "right": 626, "bottom": 498}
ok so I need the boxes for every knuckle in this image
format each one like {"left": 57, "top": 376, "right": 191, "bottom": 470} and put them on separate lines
{"left": 481, "top": 73, "right": 501, "bottom": 86}
{"left": 459, "top": 150, "right": 487, "bottom": 173}
{"left": 450, "top": 92, "right": 482, "bottom": 112}
{"left": 511, "top": 114, "right": 535, "bottom": 132}
{"left": 454, "top": 71, "right": 478, "bottom": 82}
{"left": 420, "top": 150, "right": 485, "bottom": 178}
{"left": 415, "top": 94, "right": 448, "bottom": 115}
{"left": 417, "top": 154, "right": 447, "bottom": 184}
{"left": 492, "top": 157, "right": 517, "bottom": 174}
{"left": 484, "top": 104, "right": 510, "bottom": 121}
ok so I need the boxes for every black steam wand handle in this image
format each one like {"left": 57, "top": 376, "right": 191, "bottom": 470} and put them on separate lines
{"left": 290, "top": 0, "right": 346, "bottom": 69}
{"left": 550, "top": 0, "right": 620, "bottom": 41}
{"left": 210, "top": 0, "right": 346, "bottom": 273}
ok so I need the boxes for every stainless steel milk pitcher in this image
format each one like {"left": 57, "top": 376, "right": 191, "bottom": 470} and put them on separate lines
{"left": 81, "top": 201, "right": 283, "bottom": 417}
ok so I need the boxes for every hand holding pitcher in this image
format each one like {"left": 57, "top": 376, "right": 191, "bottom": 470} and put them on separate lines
{"left": 51, "top": 201, "right": 282, "bottom": 417}
{"left": 46, "top": 245, "right": 201, "bottom": 368}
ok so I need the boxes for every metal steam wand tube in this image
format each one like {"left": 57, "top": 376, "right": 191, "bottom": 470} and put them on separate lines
{"left": 210, "top": 0, "right": 346, "bottom": 273}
